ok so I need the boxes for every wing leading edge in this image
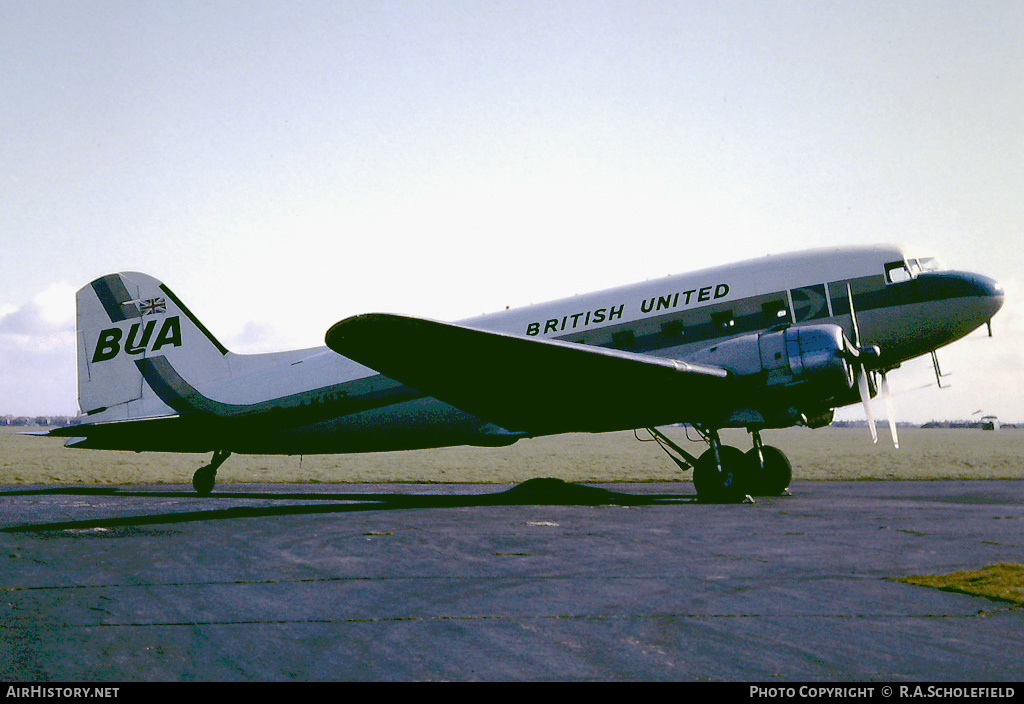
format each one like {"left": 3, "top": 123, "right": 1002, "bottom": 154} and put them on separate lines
{"left": 325, "top": 313, "right": 734, "bottom": 435}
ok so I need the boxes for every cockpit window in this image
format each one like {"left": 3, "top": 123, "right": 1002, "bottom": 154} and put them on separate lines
{"left": 884, "top": 261, "right": 912, "bottom": 284}
{"left": 904, "top": 256, "right": 945, "bottom": 277}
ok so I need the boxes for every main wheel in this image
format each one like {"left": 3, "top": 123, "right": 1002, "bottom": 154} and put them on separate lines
{"left": 693, "top": 445, "right": 748, "bottom": 503}
{"left": 744, "top": 445, "right": 792, "bottom": 496}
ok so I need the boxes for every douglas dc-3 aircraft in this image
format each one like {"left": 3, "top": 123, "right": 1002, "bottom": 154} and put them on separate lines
{"left": 49, "top": 245, "right": 1004, "bottom": 502}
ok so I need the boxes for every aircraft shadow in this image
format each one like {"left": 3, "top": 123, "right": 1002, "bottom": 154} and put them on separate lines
{"left": 0, "top": 478, "right": 695, "bottom": 533}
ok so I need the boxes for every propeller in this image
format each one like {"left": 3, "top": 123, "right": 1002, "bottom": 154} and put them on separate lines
{"left": 856, "top": 365, "right": 877, "bottom": 443}
{"left": 880, "top": 372, "right": 899, "bottom": 449}
{"left": 845, "top": 283, "right": 898, "bottom": 448}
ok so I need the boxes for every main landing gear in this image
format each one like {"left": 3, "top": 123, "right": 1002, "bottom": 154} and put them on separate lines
{"left": 646, "top": 427, "right": 791, "bottom": 503}
{"left": 192, "top": 449, "right": 231, "bottom": 495}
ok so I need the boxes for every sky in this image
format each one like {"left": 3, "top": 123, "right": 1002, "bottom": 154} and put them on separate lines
{"left": 1, "top": 0, "right": 1022, "bottom": 423}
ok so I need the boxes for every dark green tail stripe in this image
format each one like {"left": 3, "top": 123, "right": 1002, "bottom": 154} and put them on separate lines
{"left": 92, "top": 275, "right": 141, "bottom": 322}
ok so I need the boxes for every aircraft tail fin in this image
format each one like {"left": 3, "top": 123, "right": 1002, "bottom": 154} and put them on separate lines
{"left": 76, "top": 272, "right": 232, "bottom": 421}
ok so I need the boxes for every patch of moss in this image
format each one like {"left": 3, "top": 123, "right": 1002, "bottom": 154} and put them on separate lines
{"left": 894, "top": 563, "right": 1024, "bottom": 606}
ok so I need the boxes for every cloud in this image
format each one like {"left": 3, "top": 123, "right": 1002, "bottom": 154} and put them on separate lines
{"left": 228, "top": 321, "right": 293, "bottom": 354}
{"left": 1, "top": 283, "right": 77, "bottom": 415}
{"left": 0, "top": 283, "right": 75, "bottom": 339}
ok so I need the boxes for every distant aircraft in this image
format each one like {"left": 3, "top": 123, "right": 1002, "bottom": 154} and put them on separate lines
{"left": 49, "top": 245, "right": 1004, "bottom": 502}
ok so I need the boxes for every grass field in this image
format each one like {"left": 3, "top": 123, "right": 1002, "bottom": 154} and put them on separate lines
{"left": 894, "top": 564, "right": 1024, "bottom": 607}
{"left": 2, "top": 425, "right": 1022, "bottom": 485}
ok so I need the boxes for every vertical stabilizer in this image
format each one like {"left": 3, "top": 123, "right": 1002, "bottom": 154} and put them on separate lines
{"left": 76, "top": 272, "right": 232, "bottom": 420}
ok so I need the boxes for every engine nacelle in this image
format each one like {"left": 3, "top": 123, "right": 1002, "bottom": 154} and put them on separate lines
{"left": 683, "top": 324, "right": 858, "bottom": 421}
{"left": 773, "top": 325, "right": 856, "bottom": 398}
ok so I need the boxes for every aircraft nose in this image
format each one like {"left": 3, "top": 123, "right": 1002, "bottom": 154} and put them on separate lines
{"left": 954, "top": 271, "right": 1004, "bottom": 332}
{"left": 970, "top": 272, "right": 1005, "bottom": 319}
{"left": 917, "top": 270, "right": 1003, "bottom": 302}
{"left": 913, "top": 269, "right": 1004, "bottom": 331}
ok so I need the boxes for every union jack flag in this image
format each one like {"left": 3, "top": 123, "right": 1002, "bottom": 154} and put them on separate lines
{"left": 140, "top": 297, "right": 166, "bottom": 315}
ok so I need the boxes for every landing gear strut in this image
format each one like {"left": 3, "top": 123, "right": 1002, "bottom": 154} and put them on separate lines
{"left": 646, "top": 426, "right": 792, "bottom": 502}
{"left": 192, "top": 449, "right": 231, "bottom": 495}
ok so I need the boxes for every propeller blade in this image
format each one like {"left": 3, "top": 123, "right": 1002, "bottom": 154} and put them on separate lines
{"left": 857, "top": 369, "right": 877, "bottom": 444}
{"left": 881, "top": 372, "right": 899, "bottom": 449}
{"left": 846, "top": 282, "right": 861, "bottom": 347}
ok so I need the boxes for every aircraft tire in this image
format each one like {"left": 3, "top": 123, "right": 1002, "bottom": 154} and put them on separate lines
{"left": 693, "top": 445, "right": 747, "bottom": 503}
{"left": 745, "top": 446, "right": 792, "bottom": 496}
{"left": 192, "top": 465, "right": 216, "bottom": 495}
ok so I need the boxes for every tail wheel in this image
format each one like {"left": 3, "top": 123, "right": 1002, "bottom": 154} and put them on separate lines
{"left": 745, "top": 445, "right": 792, "bottom": 496}
{"left": 191, "top": 449, "right": 231, "bottom": 495}
{"left": 192, "top": 465, "right": 217, "bottom": 495}
{"left": 693, "top": 445, "right": 748, "bottom": 503}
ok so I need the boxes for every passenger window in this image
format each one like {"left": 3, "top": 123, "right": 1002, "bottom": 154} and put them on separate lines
{"left": 661, "top": 320, "right": 684, "bottom": 338}
{"left": 761, "top": 300, "right": 789, "bottom": 324}
{"left": 612, "top": 330, "right": 635, "bottom": 349}
{"left": 711, "top": 311, "right": 735, "bottom": 332}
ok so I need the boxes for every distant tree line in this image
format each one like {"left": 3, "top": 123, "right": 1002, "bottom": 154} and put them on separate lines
{"left": 919, "top": 420, "right": 1016, "bottom": 429}
{"left": 832, "top": 419, "right": 1017, "bottom": 429}
{"left": 0, "top": 415, "right": 74, "bottom": 427}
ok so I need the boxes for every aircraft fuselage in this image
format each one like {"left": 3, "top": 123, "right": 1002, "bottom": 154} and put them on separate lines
{"left": 60, "top": 245, "right": 1004, "bottom": 456}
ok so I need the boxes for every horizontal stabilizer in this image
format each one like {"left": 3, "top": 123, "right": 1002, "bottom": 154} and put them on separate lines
{"left": 325, "top": 314, "right": 733, "bottom": 434}
{"left": 47, "top": 415, "right": 220, "bottom": 453}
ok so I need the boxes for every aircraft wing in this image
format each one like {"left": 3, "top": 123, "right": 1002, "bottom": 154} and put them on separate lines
{"left": 325, "top": 313, "right": 735, "bottom": 434}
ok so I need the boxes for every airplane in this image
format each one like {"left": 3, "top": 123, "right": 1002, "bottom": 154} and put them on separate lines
{"left": 48, "top": 244, "right": 1004, "bottom": 502}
